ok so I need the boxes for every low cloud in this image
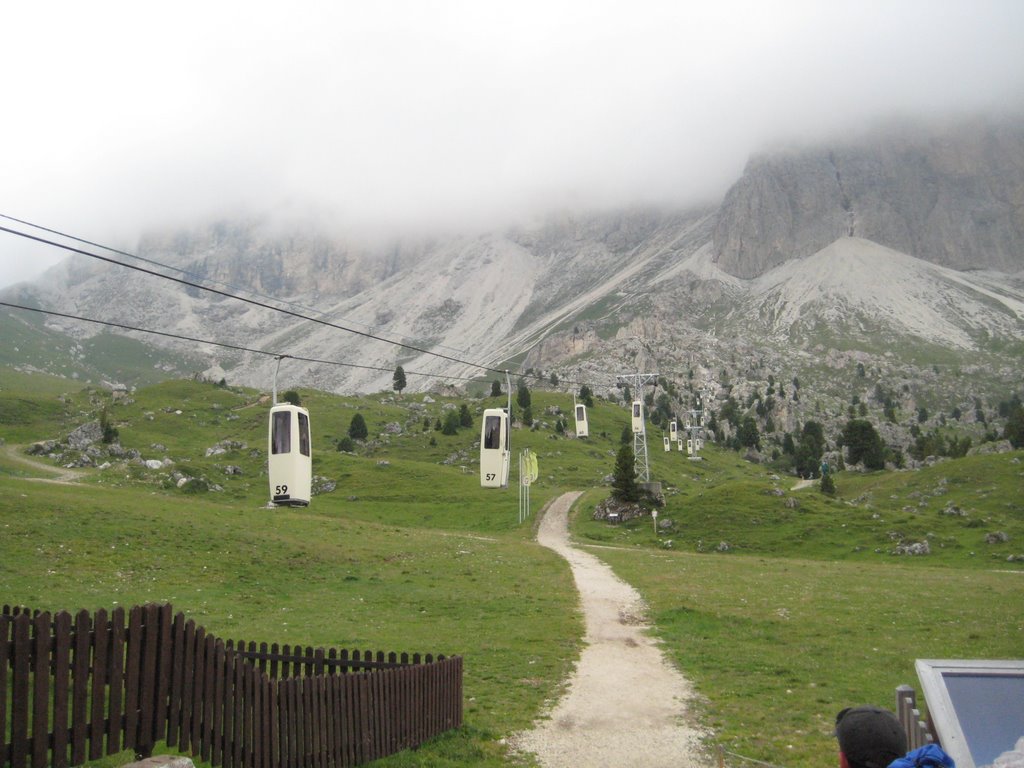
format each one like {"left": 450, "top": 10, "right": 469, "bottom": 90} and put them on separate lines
{"left": 2, "top": 0, "right": 1023, "bottom": 285}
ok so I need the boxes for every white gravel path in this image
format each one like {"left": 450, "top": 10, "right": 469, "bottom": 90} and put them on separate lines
{"left": 510, "top": 491, "right": 712, "bottom": 768}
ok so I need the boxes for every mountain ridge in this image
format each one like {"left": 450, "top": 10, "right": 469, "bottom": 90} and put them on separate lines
{"left": 712, "top": 114, "right": 1024, "bottom": 277}
{"left": 2, "top": 115, "right": 1023, "bottom": 462}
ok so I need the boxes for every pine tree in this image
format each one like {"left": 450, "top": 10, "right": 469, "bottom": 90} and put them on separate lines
{"left": 737, "top": 416, "right": 760, "bottom": 449}
{"left": 348, "top": 413, "right": 368, "bottom": 441}
{"left": 516, "top": 382, "right": 531, "bottom": 410}
{"left": 611, "top": 442, "right": 640, "bottom": 502}
{"left": 1004, "top": 402, "right": 1024, "bottom": 448}
{"left": 490, "top": 380, "right": 502, "bottom": 397}
{"left": 842, "top": 418, "right": 885, "bottom": 469}
{"left": 442, "top": 410, "right": 460, "bottom": 435}
{"left": 579, "top": 385, "right": 594, "bottom": 408}
{"left": 99, "top": 409, "right": 119, "bottom": 445}
{"left": 392, "top": 366, "right": 407, "bottom": 396}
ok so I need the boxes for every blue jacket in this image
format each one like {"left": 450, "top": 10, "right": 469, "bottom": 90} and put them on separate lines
{"left": 889, "top": 744, "right": 956, "bottom": 768}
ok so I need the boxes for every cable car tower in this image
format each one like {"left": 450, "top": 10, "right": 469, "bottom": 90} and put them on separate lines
{"left": 617, "top": 372, "right": 658, "bottom": 482}
{"left": 684, "top": 388, "right": 708, "bottom": 460}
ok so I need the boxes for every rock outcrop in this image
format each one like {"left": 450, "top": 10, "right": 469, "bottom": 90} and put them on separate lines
{"left": 712, "top": 115, "right": 1024, "bottom": 277}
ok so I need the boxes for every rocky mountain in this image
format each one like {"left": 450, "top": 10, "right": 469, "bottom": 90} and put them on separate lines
{"left": 2, "top": 114, "right": 1023, "bottom": 461}
{"left": 712, "top": 115, "right": 1024, "bottom": 277}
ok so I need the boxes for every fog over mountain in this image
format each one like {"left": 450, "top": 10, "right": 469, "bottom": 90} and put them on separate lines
{"left": 2, "top": 1, "right": 1024, "bottom": 286}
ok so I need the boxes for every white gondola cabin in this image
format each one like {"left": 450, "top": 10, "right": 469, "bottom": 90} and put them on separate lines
{"left": 480, "top": 408, "right": 510, "bottom": 488}
{"left": 268, "top": 403, "right": 311, "bottom": 506}
{"left": 669, "top": 420, "right": 678, "bottom": 442}
{"left": 631, "top": 400, "right": 644, "bottom": 434}
{"left": 663, "top": 436, "right": 671, "bottom": 451}
{"left": 686, "top": 438, "right": 694, "bottom": 456}
{"left": 574, "top": 404, "right": 589, "bottom": 438}
{"left": 677, "top": 439, "right": 684, "bottom": 452}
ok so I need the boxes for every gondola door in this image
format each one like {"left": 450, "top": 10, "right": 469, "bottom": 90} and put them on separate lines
{"left": 268, "top": 403, "right": 312, "bottom": 506}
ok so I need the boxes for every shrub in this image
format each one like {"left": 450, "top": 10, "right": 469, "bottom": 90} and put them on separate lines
{"left": 348, "top": 413, "right": 368, "bottom": 441}
{"left": 442, "top": 410, "right": 460, "bottom": 435}
{"left": 99, "top": 409, "right": 119, "bottom": 445}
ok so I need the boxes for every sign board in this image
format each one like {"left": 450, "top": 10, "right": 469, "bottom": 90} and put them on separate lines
{"left": 916, "top": 659, "right": 1024, "bottom": 768}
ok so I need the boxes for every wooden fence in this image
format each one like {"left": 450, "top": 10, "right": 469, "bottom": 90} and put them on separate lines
{"left": 895, "top": 684, "right": 936, "bottom": 750}
{"left": 1, "top": 603, "right": 462, "bottom": 768}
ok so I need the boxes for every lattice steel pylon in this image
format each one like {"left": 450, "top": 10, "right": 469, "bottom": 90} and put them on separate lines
{"left": 685, "top": 387, "right": 709, "bottom": 459}
{"left": 618, "top": 372, "right": 659, "bottom": 482}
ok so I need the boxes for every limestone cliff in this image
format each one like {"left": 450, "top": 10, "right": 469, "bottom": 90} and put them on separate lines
{"left": 712, "top": 115, "right": 1024, "bottom": 277}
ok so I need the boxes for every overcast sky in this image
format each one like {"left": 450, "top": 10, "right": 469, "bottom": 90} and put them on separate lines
{"left": 2, "top": 0, "right": 1022, "bottom": 287}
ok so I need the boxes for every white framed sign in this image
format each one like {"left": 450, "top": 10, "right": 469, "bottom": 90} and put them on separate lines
{"left": 915, "top": 659, "right": 1024, "bottom": 768}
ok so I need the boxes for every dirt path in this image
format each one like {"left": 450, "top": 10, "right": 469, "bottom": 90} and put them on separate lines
{"left": 0, "top": 443, "right": 85, "bottom": 485}
{"left": 511, "top": 492, "right": 711, "bottom": 768}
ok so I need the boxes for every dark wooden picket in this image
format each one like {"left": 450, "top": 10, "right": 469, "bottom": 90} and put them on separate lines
{"left": 1, "top": 603, "right": 462, "bottom": 768}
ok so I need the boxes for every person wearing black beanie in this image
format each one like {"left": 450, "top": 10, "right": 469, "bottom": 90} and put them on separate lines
{"left": 835, "top": 706, "right": 909, "bottom": 768}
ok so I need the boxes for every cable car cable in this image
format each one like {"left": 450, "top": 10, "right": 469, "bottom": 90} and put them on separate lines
{"left": 0, "top": 223, "right": 506, "bottom": 375}
{"left": 0, "top": 219, "right": 635, "bottom": 393}
{"left": 0, "top": 212, "right": 471, "bottom": 358}
{"left": 0, "top": 301, "right": 482, "bottom": 383}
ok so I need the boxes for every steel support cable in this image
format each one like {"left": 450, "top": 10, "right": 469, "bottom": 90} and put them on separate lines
{"left": 0, "top": 220, "right": 640, "bottom": 391}
{"left": 0, "top": 301, "right": 480, "bottom": 382}
{"left": 0, "top": 223, "right": 503, "bottom": 375}
{"left": 0, "top": 212, "right": 470, "bottom": 357}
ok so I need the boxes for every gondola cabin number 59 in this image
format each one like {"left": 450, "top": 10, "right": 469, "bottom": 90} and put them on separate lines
{"left": 268, "top": 403, "right": 312, "bottom": 506}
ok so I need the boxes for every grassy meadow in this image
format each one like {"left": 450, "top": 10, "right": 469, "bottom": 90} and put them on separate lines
{"left": 1, "top": 370, "right": 1022, "bottom": 767}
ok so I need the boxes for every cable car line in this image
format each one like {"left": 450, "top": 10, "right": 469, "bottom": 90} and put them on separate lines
{"left": 0, "top": 213, "right": 471, "bottom": 359}
{"left": 0, "top": 220, "right": 595, "bottom": 389}
{"left": 0, "top": 301, "right": 482, "bottom": 383}
{"left": 0, "top": 223, "right": 507, "bottom": 376}
{"left": 1, "top": 220, "right": 688, "bottom": 394}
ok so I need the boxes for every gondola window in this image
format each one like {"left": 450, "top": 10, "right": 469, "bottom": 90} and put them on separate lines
{"left": 298, "top": 411, "right": 310, "bottom": 456}
{"left": 272, "top": 411, "right": 291, "bottom": 454}
{"left": 484, "top": 414, "right": 501, "bottom": 450}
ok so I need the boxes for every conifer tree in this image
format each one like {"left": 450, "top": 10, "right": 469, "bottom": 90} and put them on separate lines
{"left": 348, "top": 413, "right": 368, "bottom": 441}
{"left": 392, "top": 365, "right": 407, "bottom": 396}
{"left": 611, "top": 442, "right": 640, "bottom": 502}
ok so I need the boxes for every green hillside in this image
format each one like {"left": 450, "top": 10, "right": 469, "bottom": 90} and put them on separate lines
{"left": 0, "top": 310, "right": 204, "bottom": 388}
{"left": 1, "top": 374, "right": 1022, "bottom": 767}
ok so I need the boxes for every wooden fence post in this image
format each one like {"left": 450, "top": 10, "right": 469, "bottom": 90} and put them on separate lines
{"left": 0, "top": 613, "right": 9, "bottom": 768}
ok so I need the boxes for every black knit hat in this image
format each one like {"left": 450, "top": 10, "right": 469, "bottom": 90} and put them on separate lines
{"left": 835, "top": 706, "right": 908, "bottom": 768}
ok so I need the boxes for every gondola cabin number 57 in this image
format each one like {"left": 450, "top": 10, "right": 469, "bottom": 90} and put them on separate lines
{"left": 480, "top": 407, "right": 510, "bottom": 488}
{"left": 268, "top": 403, "right": 312, "bottom": 506}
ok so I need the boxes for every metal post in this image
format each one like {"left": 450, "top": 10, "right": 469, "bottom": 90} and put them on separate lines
{"left": 518, "top": 449, "right": 531, "bottom": 524}
{"left": 686, "top": 388, "right": 707, "bottom": 460}
{"left": 272, "top": 355, "right": 286, "bottom": 405}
